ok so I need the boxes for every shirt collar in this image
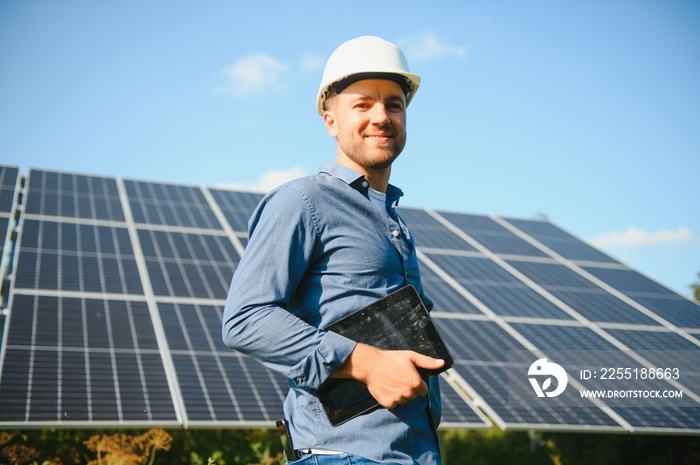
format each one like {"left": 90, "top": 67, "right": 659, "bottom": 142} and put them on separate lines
{"left": 319, "top": 162, "right": 404, "bottom": 206}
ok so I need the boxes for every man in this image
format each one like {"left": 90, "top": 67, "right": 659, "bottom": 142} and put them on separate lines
{"left": 222, "top": 36, "right": 444, "bottom": 464}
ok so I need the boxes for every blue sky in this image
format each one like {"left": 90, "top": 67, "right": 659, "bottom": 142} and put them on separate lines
{"left": 1, "top": 0, "right": 699, "bottom": 298}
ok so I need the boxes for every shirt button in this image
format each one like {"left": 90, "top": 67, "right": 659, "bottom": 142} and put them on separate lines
{"left": 392, "top": 230, "right": 400, "bottom": 237}
{"left": 362, "top": 181, "right": 369, "bottom": 188}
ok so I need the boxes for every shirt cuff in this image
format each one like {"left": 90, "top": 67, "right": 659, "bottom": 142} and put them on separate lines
{"left": 289, "top": 331, "right": 357, "bottom": 390}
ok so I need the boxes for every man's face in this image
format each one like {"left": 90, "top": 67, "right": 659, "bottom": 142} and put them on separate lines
{"left": 324, "top": 79, "right": 407, "bottom": 172}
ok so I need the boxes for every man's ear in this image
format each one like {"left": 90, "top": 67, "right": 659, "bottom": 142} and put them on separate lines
{"left": 323, "top": 111, "right": 338, "bottom": 137}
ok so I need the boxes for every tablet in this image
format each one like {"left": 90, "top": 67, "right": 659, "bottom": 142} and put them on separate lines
{"left": 317, "top": 285, "right": 454, "bottom": 426}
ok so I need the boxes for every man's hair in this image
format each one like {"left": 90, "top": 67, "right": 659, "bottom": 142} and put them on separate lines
{"left": 323, "top": 87, "right": 339, "bottom": 112}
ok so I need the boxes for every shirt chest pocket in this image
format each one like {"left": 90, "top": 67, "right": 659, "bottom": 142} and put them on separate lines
{"left": 314, "top": 222, "right": 405, "bottom": 282}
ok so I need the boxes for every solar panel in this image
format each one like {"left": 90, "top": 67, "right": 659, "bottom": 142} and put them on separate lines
{"left": 0, "top": 165, "right": 697, "bottom": 435}
{"left": 14, "top": 219, "right": 143, "bottom": 294}
{"left": 24, "top": 169, "right": 125, "bottom": 221}
{"left": 0, "top": 166, "right": 19, "bottom": 214}
{"left": 424, "top": 253, "right": 572, "bottom": 320}
{"left": 0, "top": 166, "right": 20, "bottom": 298}
{"left": 503, "top": 217, "right": 620, "bottom": 264}
{"left": 0, "top": 294, "right": 176, "bottom": 424}
{"left": 158, "top": 301, "right": 288, "bottom": 426}
{"left": 437, "top": 211, "right": 549, "bottom": 258}
{"left": 451, "top": 364, "right": 624, "bottom": 430}
{"left": 408, "top": 208, "right": 700, "bottom": 432}
{"left": 125, "top": 180, "right": 221, "bottom": 229}
{"left": 137, "top": 229, "right": 239, "bottom": 300}
{"left": 208, "top": 188, "right": 264, "bottom": 233}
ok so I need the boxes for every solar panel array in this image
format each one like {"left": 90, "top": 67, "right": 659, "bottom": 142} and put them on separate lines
{"left": 0, "top": 165, "right": 698, "bottom": 434}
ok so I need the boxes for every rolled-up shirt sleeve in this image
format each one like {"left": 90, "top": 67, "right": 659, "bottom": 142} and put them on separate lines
{"left": 221, "top": 183, "right": 356, "bottom": 390}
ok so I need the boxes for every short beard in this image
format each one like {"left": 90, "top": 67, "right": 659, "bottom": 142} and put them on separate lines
{"left": 337, "top": 128, "right": 406, "bottom": 171}
{"left": 342, "top": 140, "right": 404, "bottom": 170}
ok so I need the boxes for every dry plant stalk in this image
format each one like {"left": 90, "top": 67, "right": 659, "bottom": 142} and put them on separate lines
{"left": 1, "top": 444, "right": 40, "bottom": 465}
{"left": 84, "top": 428, "right": 172, "bottom": 465}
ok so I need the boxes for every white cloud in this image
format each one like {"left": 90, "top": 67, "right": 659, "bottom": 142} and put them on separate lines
{"left": 397, "top": 33, "right": 467, "bottom": 62}
{"left": 218, "top": 166, "right": 307, "bottom": 193}
{"left": 590, "top": 226, "right": 698, "bottom": 249}
{"left": 299, "top": 52, "right": 324, "bottom": 73}
{"left": 217, "top": 53, "right": 288, "bottom": 97}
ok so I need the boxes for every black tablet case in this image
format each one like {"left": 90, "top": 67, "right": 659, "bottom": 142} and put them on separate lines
{"left": 317, "top": 285, "right": 454, "bottom": 426}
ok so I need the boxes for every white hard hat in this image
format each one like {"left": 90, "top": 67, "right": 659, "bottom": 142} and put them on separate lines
{"left": 316, "top": 36, "right": 421, "bottom": 116}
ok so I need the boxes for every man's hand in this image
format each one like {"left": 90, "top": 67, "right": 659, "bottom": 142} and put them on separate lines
{"left": 331, "top": 343, "right": 445, "bottom": 409}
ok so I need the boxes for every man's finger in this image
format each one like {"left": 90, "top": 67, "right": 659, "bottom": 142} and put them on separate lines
{"left": 410, "top": 352, "right": 445, "bottom": 370}
{"left": 415, "top": 379, "right": 429, "bottom": 397}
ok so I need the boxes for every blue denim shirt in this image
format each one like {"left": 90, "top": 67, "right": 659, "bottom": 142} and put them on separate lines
{"left": 222, "top": 162, "right": 441, "bottom": 464}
